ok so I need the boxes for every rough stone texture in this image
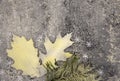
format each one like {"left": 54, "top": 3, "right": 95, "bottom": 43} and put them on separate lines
{"left": 0, "top": 0, "right": 120, "bottom": 81}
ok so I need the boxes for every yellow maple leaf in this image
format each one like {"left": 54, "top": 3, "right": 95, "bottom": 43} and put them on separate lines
{"left": 7, "top": 35, "right": 40, "bottom": 77}
{"left": 40, "top": 33, "right": 73, "bottom": 66}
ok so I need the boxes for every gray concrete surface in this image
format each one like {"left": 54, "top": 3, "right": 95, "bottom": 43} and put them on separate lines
{"left": 0, "top": 0, "right": 120, "bottom": 81}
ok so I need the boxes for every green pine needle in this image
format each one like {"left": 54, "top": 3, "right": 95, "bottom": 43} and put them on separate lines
{"left": 44, "top": 55, "right": 102, "bottom": 81}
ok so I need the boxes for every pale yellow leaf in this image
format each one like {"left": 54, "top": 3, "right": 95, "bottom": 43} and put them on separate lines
{"left": 7, "top": 35, "right": 40, "bottom": 77}
{"left": 40, "top": 33, "right": 73, "bottom": 66}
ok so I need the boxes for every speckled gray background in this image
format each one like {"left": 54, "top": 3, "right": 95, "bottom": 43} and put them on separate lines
{"left": 0, "top": 0, "right": 120, "bottom": 81}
